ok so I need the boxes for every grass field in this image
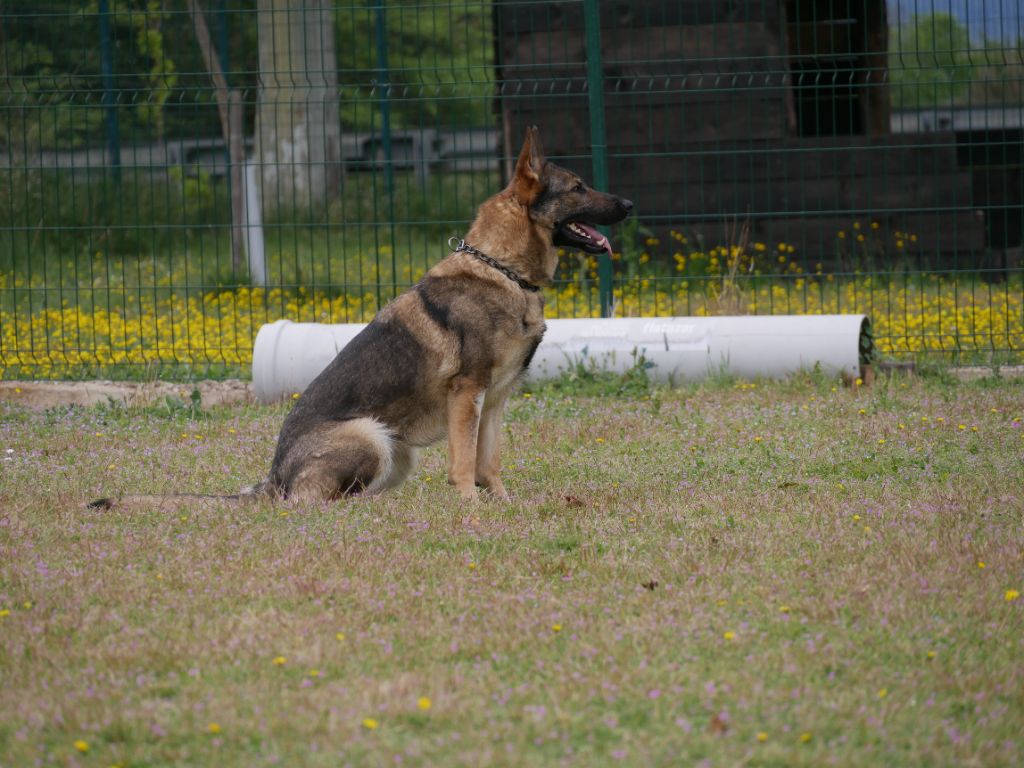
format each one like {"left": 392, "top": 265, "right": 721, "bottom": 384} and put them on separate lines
{"left": 1, "top": 370, "right": 1023, "bottom": 766}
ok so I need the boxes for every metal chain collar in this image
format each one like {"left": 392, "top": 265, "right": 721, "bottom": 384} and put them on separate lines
{"left": 447, "top": 237, "right": 541, "bottom": 293}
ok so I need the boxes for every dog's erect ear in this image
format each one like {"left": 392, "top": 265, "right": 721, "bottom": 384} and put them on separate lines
{"left": 511, "top": 125, "right": 546, "bottom": 205}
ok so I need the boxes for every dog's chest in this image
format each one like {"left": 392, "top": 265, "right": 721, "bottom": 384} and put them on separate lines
{"left": 491, "top": 302, "right": 546, "bottom": 391}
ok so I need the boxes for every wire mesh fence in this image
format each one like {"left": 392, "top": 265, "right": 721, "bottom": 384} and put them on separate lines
{"left": 1, "top": 1, "right": 1022, "bottom": 379}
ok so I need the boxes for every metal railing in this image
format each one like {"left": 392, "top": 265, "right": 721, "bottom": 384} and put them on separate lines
{"left": 1, "top": 1, "right": 1022, "bottom": 379}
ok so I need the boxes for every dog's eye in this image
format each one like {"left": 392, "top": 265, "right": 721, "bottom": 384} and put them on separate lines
{"left": 574, "top": 183, "right": 585, "bottom": 193}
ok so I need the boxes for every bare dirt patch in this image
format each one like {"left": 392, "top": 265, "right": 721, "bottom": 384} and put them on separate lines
{"left": 3, "top": 367, "right": 1021, "bottom": 411}
{"left": 0, "top": 379, "right": 254, "bottom": 410}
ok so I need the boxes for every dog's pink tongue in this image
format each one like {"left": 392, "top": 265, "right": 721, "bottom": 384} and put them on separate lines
{"left": 577, "top": 223, "right": 613, "bottom": 259}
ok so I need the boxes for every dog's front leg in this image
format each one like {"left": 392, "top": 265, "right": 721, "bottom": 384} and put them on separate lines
{"left": 446, "top": 377, "right": 485, "bottom": 501}
{"left": 475, "top": 397, "right": 509, "bottom": 500}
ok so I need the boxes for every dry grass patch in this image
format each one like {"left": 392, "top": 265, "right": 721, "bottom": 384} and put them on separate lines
{"left": 1, "top": 372, "right": 1022, "bottom": 766}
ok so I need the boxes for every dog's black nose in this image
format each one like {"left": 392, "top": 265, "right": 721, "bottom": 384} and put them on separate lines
{"left": 620, "top": 198, "right": 634, "bottom": 213}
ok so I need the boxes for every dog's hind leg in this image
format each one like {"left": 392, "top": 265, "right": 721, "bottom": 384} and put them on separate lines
{"left": 284, "top": 417, "right": 395, "bottom": 502}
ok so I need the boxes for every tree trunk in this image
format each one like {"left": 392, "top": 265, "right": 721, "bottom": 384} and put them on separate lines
{"left": 255, "top": 0, "right": 341, "bottom": 214}
{"left": 187, "top": 0, "right": 246, "bottom": 273}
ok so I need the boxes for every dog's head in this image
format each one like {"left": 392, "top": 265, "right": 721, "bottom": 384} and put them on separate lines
{"left": 510, "top": 126, "right": 633, "bottom": 257}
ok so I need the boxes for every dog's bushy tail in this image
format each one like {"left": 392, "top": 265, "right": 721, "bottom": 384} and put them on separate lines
{"left": 275, "top": 416, "right": 400, "bottom": 501}
{"left": 86, "top": 486, "right": 268, "bottom": 512}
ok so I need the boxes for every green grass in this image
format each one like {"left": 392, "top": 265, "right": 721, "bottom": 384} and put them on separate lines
{"left": 1, "top": 371, "right": 1023, "bottom": 766}
{"left": 0, "top": 168, "right": 499, "bottom": 313}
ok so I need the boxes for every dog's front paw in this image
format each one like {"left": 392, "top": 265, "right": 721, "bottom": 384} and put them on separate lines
{"left": 484, "top": 484, "right": 511, "bottom": 501}
{"left": 475, "top": 476, "right": 509, "bottom": 501}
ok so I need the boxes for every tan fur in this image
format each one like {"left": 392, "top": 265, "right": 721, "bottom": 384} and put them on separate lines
{"left": 88, "top": 128, "right": 631, "bottom": 509}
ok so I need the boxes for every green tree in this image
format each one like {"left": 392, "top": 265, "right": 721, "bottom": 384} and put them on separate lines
{"left": 0, "top": 10, "right": 104, "bottom": 151}
{"left": 889, "top": 12, "right": 1024, "bottom": 109}
{"left": 890, "top": 12, "right": 975, "bottom": 109}
{"left": 130, "top": 0, "right": 177, "bottom": 144}
{"left": 335, "top": 2, "right": 494, "bottom": 130}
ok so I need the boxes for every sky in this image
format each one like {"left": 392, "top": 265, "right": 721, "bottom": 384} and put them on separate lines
{"left": 889, "top": 0, "right": 1023, "bottom": 41}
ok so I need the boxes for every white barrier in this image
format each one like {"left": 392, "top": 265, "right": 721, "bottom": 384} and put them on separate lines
{"left": 252, "top": 315, "right": 871, "bottom": 403}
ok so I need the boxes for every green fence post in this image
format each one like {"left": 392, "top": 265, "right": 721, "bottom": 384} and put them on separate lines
{"left": 583, "top": 0, "right": 612, "bottom": 317}
{"left": 215, "top": 0, "right": 230, "bottom": 81}
{"left": 373, "top": 3, "right": 397, "bottom": 299}
{"left": 374, "top": 3, "right": 394, "bottom": 200}
{"left": 98, "top": 0, "right": 121, "bottom": 185}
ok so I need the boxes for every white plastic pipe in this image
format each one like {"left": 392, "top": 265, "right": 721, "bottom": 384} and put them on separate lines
{"left": 252, "top": 315, "right": 871, "bottom": 403}
{"left": 252, "top": 315, "right": 871, "bottom": 402}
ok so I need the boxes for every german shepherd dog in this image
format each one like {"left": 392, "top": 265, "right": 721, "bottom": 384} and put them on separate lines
{"left": 90, "top": 127, "right": 631, "bottom": 508}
